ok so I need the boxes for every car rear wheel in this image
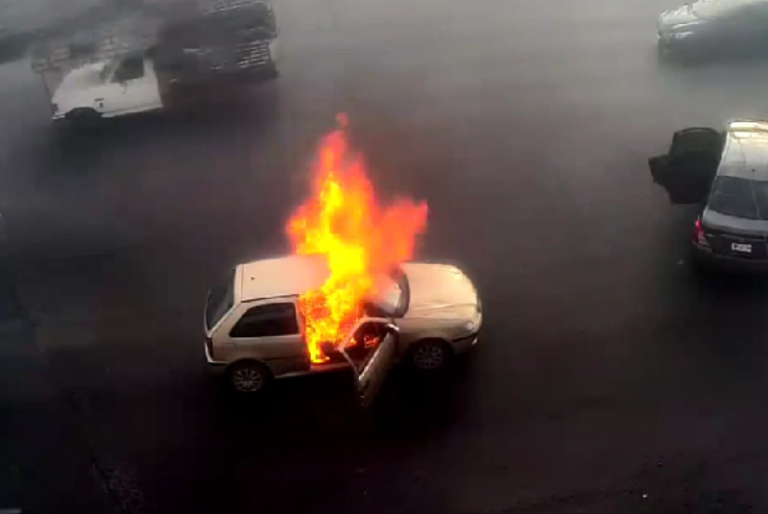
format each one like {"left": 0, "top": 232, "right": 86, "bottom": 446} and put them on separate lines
{"left": 227, "top": 361, "right": 272, "bottom": 394}
{"left": 410, "top": 340, "right": 451, "bottom": 371}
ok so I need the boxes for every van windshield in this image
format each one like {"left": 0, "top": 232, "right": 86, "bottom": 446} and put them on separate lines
{"left": 99, "top": 60, "right": 119, "bottom": 82}
{"left": 206, "top": 269, "right": 235, "bottom": 331}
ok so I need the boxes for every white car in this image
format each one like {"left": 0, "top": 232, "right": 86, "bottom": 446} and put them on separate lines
{"left": 51, "top": 55, "right": 164, "bottom": 122}
{"left": 204, "top": 255, "right": 482, "bottom": 403}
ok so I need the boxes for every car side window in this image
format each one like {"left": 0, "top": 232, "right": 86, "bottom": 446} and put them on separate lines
{"left": 345, "top": 322, "right": 388, "bottom": 369}
{"left": 112, "top": 57, "right": 145, "bottom": 83}
{"left": 230, "top": 303, "right": 299, "bottom": 338}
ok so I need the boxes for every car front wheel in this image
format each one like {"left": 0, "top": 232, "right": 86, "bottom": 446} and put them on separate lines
{"left": 227, "top": 361, "right": 272, "bottom": 394}
{"left": 410, "top": 340, "right": 451, "bottom": 371}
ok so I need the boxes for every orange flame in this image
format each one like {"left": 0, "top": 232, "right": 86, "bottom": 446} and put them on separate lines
{"left": 287, "top": 115, "right": 428, "bottom": 363}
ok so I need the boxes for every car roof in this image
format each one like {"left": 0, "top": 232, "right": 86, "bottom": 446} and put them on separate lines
{"left": 719, "top": 120, "right": 768, "bottom": 181}
{"left": 238, "top": 254, "right": 330, "bottom": 301}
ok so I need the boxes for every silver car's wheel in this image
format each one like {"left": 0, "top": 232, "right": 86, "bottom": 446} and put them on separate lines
{"left": 411, "top": 342, "right": 448, "bottom": 371}
{"left": 228, "top": 362, "right": 270, "bottom": 394}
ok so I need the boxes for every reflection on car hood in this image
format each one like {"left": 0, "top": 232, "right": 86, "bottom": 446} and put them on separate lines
{"left": 659, "top": 3, "right": 702, "bottom": 31}
{"left": 402, "top": 263, "right": 478, "bottom": 321}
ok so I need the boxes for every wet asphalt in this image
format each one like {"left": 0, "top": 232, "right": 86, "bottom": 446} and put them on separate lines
{"left": 5, "top": 0, "right": 768, "bottom": 512}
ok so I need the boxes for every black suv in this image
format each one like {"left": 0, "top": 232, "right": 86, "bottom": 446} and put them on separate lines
{"left": 650, "top": 120, "right": 768, "bottom": 270}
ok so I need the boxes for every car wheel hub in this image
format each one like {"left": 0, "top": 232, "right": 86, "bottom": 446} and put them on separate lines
{"left": 413, "top": 344, "right": 444, "bottom": 370}
{"left": 233, "top": 368, "right": 264, "bottom": 392}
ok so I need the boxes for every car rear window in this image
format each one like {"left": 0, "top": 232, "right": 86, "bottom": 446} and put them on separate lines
{"left": 206, "top": 269, "right": 235, "bottom": 331}
{"left": 708, "top": 176, "right": 768, "bottom": 220}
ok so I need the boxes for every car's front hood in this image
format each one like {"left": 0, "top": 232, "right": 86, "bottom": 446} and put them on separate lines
{"left": 402, "top": 263, "right": 478, "bottom": 321}
{"left": 53, "top": 62, "right": 107, "bottom": 97}
{"left": 52, "top": 63, "right": 109, "bottom": 114}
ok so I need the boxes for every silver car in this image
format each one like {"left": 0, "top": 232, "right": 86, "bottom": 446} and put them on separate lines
{"left": 658, "top": 0, "right": 768, "bottom": 57}
{"left": 204, "top": 255, "right": 482, "bottom": 403}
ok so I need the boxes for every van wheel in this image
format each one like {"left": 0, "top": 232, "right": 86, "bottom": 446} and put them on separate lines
{"left": 66, "top": 108, "right": 101, "bottom": 128}
{"left": 227, "top": 361, "right": 272, "bottom": 394}
{"left": 409, "top": 340, "right": 451, "bottom": 371}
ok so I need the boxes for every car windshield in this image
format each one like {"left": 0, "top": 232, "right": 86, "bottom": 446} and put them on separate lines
{"left": 99, "top": 59, "right": 119, "bottom": 82}
{"left": 366, "top": 267, "right": 410, "bottom": 318}
{"left": 205, "top": 269, "right": 235, "bottom": 331}
{"left": 707, "top": 176, "right": 768, "bottom": 220}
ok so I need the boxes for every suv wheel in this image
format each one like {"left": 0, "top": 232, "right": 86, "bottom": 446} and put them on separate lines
{"left": 227, "top": 361, "right": 272, "bottom": 394}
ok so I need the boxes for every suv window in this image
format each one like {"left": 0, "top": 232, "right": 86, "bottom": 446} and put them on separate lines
{"left": 230, "top": 303, "right": 299, "bottom": 338}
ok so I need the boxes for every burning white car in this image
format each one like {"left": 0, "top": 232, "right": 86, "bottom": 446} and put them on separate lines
{"left": 204, "top": 255, "right": 482, "bottom": 403}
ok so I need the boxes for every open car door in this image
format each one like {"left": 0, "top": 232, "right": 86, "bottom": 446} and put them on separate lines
{"left": 337, "top": 318, "right": 398, "bottom": 409}
{"left": 649, "top": 127, "right": 723, "bottom": 204}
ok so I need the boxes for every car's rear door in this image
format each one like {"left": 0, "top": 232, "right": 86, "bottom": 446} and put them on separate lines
{"left": 649, "top": 127, "right": 723, "bottom": 204}
{"left": 226, "top": 300, "right": 307, "bottom": 373}
{"left": 338, "top": 319, "right": 398, "bottom": 408}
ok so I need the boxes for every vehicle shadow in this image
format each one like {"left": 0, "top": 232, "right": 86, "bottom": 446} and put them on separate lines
{"left": 216, "top": 358, "right": 474, "bottom": 441}
{"left": 686, "top": 262, "right": 768, "bottom": 295}
{"left": 40, "top": 84, "right": 282, "bottom": 170}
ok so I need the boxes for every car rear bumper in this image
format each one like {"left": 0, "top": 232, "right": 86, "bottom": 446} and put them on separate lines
{"left": 692, "top": 243, "right": 768, "bottom": 272}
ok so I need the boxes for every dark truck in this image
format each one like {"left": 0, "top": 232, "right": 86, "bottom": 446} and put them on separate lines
{"left": 152, "top": 1, "right": 278, "bottom": 109}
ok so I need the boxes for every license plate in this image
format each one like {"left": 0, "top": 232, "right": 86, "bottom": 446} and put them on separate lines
{"left": 732, "top": 243, "right": 752, "bottom": 253}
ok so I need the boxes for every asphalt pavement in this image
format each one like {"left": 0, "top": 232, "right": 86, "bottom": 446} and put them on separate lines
{"left": 6, "top": 0, "right": 768, "bottom": 512}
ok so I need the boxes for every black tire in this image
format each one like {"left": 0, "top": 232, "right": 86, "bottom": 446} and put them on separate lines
{"left": 226, "top": 360, "right": 272, "bottom": 395}
{"left": 66, "top": 108, "right": 102, "bottom": 129}
{"left": 409, "top": 340, "right": 452, "bottom": 372}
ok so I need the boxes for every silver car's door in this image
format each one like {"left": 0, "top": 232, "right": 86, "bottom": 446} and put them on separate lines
{"left": 338, "top": 318, "right": 398, "bottom": 408}
{"left": 649, "top": 127, "right": 723, "bottom": 204}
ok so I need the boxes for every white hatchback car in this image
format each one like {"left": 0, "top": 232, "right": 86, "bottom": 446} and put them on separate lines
{"left": 204, "top": 255, "right": 482, "bottom": 403}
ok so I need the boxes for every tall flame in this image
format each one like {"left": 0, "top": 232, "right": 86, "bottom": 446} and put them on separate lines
{"left": 287, "top": 115, "right": 428, "bottom": 363}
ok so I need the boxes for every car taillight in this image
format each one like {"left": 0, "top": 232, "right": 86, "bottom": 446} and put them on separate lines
{"left": 694, "top": 218, "right": 709, "bottom": 247}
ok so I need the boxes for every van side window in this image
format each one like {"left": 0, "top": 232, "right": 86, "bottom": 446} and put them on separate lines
{"left": 230, "top": 303, "right": 299, "bottom": 338}
{"left": 112, "top": 56, "right": 145, "bottom": 83}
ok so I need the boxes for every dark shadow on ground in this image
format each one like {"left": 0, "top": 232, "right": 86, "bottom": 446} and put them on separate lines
{"left": 35, "top": 82, "right": 282, "bottom": 173}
